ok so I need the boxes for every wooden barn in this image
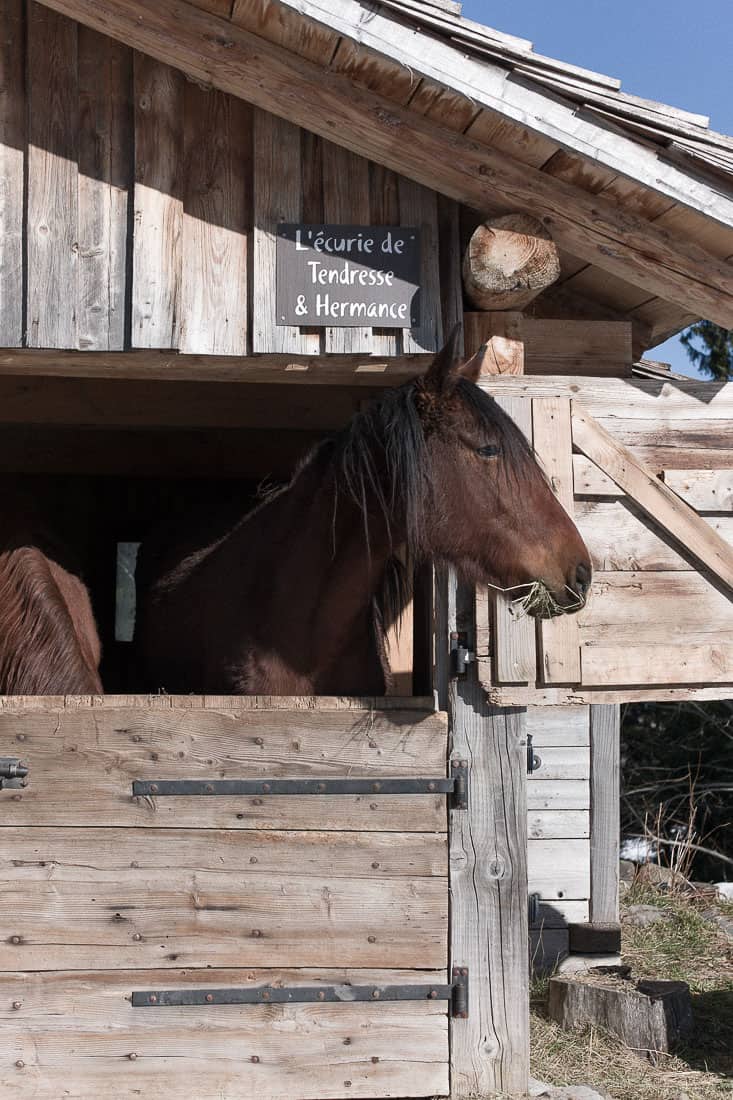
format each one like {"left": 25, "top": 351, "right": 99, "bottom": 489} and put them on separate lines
{"left": 0, "top": 0, "right": 732, "bottom": 1096}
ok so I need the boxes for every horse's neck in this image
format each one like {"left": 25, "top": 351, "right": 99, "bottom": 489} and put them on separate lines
{"left": 244, "top": 456, "right": 402, "bottom": 684}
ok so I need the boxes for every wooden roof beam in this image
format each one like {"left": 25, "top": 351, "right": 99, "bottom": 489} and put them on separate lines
{"left": 36, "top": 0, "right": 733, "bottom": 327}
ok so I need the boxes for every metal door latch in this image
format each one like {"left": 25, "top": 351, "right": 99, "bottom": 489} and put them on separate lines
{"left": 450, "top": 631, "right": 475, "bottom": 676}
{"left": 0, "top": 758, "right": 29, "bottom": 791}
{"left": 526, "top": 734, "right": 541, "bottom": 775}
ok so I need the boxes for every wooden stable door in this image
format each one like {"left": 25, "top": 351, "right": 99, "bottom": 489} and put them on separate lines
{"left": 0, "top": 698, "right": 451, "bottom": 1099}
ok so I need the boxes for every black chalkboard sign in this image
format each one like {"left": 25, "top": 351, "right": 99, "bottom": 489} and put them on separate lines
{"left": 276, "top": 224, "right": 421, "bottom": 328}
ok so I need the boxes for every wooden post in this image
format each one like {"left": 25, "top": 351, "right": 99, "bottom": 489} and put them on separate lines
{"left": 589, "top": 703, "right": 621, "bottom": 926}
{"left": 446, "top": 576, "right": 530, "bottom": 1098}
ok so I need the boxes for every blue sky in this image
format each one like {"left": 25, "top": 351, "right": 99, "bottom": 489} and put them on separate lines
{"left": 461, "top": 0, "right": 733, "bottom": 378}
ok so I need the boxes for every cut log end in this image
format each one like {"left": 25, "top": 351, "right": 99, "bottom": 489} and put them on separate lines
{"left": 463, "top": 213, "right": 561, "bottom": 311}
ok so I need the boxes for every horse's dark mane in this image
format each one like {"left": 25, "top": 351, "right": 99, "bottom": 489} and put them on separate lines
{"left": 333, "top": 375, "right": 537, "bottom": 553}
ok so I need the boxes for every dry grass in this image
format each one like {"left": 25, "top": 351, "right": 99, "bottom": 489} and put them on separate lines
{"left": 530, "top": 887, "right": 733, "bottom": 1100}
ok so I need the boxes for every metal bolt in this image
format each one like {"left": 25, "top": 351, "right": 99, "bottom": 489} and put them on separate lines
{"left": 371, "top": 1056, "right": 379, "bottom": 1064}
{"left": 372, "top": 782, "right": 381, "bottom": 792}
{"left": 205, "top": 994, "right": 214, "bottom": 1003}
{"left": 462, "top": 760, "right": 468, "bottom": 768}
{"left": 10, "top": 936, "right": 21, "bottom": 945}
{"left": 262, "top": 991, "right": 270, "bottom": 1000}
{"left": 368, "top": 740, "right": 377, "bottom": 749}
{"left": 343, "top": 1037, "right": 351, "bottom": 1046}
{"left": 16, "top": 734, "right": 25, "bottom": 742}
{"left": 317, "top": 991, "right": 325, "bottom": 1000}
{"left": 371, "top": 990, "right": 380, "bottom": 999}
{"left": 236, "top": 813, "right": 245, "bottom": 819}
{"left": 427, "top": 782, "right": 436, "bottom": 792}
{"left": 254, "top": 736, "right": 264, "bottom": 746}
{"left": 453, "top": 967, "right": 460, "bottom": 976}
{"left": 250, "top": 1055, "right": 260, "bottom": 1063}
{"left": 149, "top": 784, "right": 159, "bottom": 794}
{"left": 371, "top": 861, "right": 380, "bottom": 870}
{"left": 369, "top": 803, "right": 378, "bottom": 811}
{"left": 15, "top": 1060, "right": 24, "bottom": 1069}
{"left": 249, "top": 856, "right": 258, "bottom": 864}
{"left": 132, "top": 735, "right": 141, "bottom": 743}
{"left": 150, "top": 753, "right": 159, "bottom": 762}
{"left": 428, "top": 990, "right": 438, "bottom": 999}
{"left": 252, "top": 798, "right": 263, "bottom": 806}
{"left": 128, "top": 1052, "right": 138, "bottom": 1061}
{"left": 461, "top": 968, "right": 468, "bottom": 976}
{"left": 317, "top": 782, "right": 326, "bottom": 792}
{"left": 344, "top": 1082, "right": 352, "bottom": 1088}
{"left": 367, "top": 935, "right": 377, "bottom": 943}
{"left": 12, "top": 1001, "right": 21, "bottom": 1010}
{"left": 148, "top": 994, "right": 158, "bottom": 1004}
{"left": 251, "top": 929, "right": 262, "bottom": 937}
{"left": 262, "top": 783, "right": 271, "bottom": 793}
{"left": 205, "top": 784, "right": 214, "bottom": 794}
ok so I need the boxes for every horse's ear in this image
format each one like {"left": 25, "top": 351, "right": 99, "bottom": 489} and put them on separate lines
{"left": 455, "top": 342, "right": 489, "bottom": 384}
{"left": 423, "top": 324, "right": 463, "bottom": 392}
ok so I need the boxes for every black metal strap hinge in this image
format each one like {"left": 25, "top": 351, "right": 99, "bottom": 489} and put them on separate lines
{"left": 0, "top": 758, "right": 28, "bottom": 791}
{"left": 133, "top": 969, "right": 469, "bottom": 1018}
{"left": 134, "top": 759, "right": 469, "bottom": 812}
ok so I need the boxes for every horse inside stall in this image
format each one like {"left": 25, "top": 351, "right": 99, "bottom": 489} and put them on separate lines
{"left": 0, "top": 492, "right": 103, "bottom": 695}
{"left": 135, "top": 328, "right": 592, "bottom": 695}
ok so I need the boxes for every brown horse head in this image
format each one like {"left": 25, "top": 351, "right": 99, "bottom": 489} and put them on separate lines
{"left": 338, "top": 326, "right": 591, "bottom": 613}
{"left": 414, "top": 327, "right": 591, "bottom": 609}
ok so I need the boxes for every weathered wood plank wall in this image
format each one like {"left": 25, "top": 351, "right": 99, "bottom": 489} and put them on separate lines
{"left": 1, "top": 5, "right": 446, "bottom": 354}
{"left": 0, "top": 700, "right": 451, "bottom": 1098}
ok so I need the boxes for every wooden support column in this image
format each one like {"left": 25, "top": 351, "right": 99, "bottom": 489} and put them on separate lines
{"left": 447, "top": 575, "right": 529, "bottom": 1098}
{"left": 589, "top": 703, "right": 621, "bottom": 926}
{"left": 464, "top": 311, "right": 525, "bottom": 375}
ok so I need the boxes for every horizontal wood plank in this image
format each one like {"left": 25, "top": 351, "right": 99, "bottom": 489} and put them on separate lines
{"left": 0, "top": 968, "right": 448, "bottom": 1099}
{"left": 577, "top": 501, "right": 733, "bottom": 571}
{"left": 573, "top": 455, "right": 625, "bottom": 498}
{"left": 526, "top": 747, "right": 589, "bottom": 782}
{"left": 525, "top": 706, "right": 590, "bottom": 746}
{"left": 579, "top": 571, "right": 733, "bottom": 645}
{"left": 0, "top": 828, "right": 447, "bottom": 970}
{"left": 528, "top": 810, "right": 589, "bottom": 840}
{"left": 526, "top": 780, "right": 589, "bottom": 811}
{"left": 0, "top": 706, "right": 448, "bottom": 831}
{"left": 581, "top": 644, "right": 733, "bottom": 686}
{"left": 664, "top": 469, "right": 733, "bottom": 512}
{"left": 528, "top": 840, "right": 589, "bottom": 899}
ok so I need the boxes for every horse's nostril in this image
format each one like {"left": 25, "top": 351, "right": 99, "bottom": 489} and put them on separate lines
{"left": 575, "top": 562, "right": 591, "bottom": 596}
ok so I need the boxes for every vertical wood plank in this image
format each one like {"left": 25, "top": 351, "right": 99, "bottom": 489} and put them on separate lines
{"left": 450, "top": 580, "right": 529, "bottom": 1098}
{"left": 399, "top": 177, "right": 441, "bottom": 353}
{"left": 533, "top": 398, "right": 582, "bottom": 683}
{"left": 180, "top": 84, "right": 250, "bottom": 355}
{"left": 437, "top": 194, "right": 463, "bottom": 353}
{"left": 77, "top": 28, "right": 132, "bottom": 350}
{"left": 252, "top": 109, "right": 318, "bottom": 354}
{"left": 385, "top": 546, "right": 414, "bottom": 697}
{"left": 369, "top": 161, "right": 400, "bottom": 356}
{"left": 0, "top": 0, "right": 25, "bottom": 346}
{"left": 132, "top": 54, "right": 183, "bottom": 349}
{"left": 27, "top": 2, "right": 78, "bottom": 349}
{"left": 493, "top": 397, "right": 537, "bottom": 684}
{"left": 322, "top": 140, "right": 373, "bottom": 354}
{"left": 589, "top": 704, "right": 620, "bottom": 925}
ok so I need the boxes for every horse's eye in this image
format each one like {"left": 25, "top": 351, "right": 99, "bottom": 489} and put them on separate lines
{"left": 477, "top": 444, "right": 500, "bottom": 458}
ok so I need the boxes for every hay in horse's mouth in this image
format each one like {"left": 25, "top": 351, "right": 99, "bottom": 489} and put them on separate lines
{"left": 488, "top": 580, "right": 586, "bottom": 620}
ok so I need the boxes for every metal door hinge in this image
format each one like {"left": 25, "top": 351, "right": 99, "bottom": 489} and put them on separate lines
{"left": 133, "top": 968, "right": 469, "bottom": 1018}
{"left": 450, "top": 631, "right": 475, "bottom": 677}
{"left": 526, "top": 734, "right": 541, "bottom": 775}
{"left": 528, "top": 892, "right": 542, "bottom": 927}
{"left": 134, "top": 760, "right": 469, "bottom": 812}
{"left": 0, "top": 758, "right": 28, "bottom": 791}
